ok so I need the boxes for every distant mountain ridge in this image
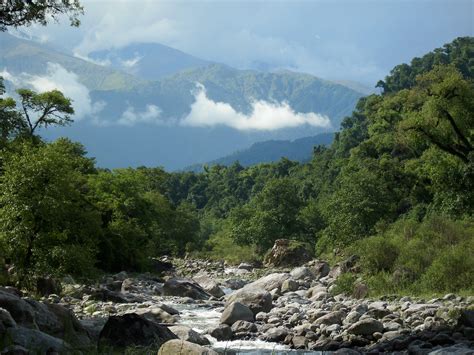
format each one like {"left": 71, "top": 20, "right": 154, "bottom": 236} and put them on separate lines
{"left": 89, "top": 43, "right": 211, "bottom": 81}
{"left": 185, "top": 133, "right": 334, "bottom": 172}
{"left": 0, "top": 33, "right": 363, "bottom": 170}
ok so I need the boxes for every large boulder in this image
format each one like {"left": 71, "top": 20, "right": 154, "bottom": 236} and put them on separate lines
{"left": 98, "top": 313, "right": 177, "bottom": 350}
{"left": 210, "top": 324, "right": 232, "bottom": 341}
{"left": 163, "top": 278, "right": 210, "bottom": 300}
{"left": 263, "top": 239, "right": 312, "bottom": 267}
{"left": 220, "top": 302, "right": 254, "bottom": 325}
{"left": 4, "top": 326, "right": 69, "bottom": 353}
{"left": 193, "top": 274, "right": 225, "bottom": 298}
{"left": 0, "top": 288, "right": 35, "bottom": 328}
{"left": 132, "top": 306, "right": 178, "bottom": 324}
{"left": 226, "top": 289, "right": 273, "bottom": 315}
{"left": 158, "top": 339, "right": 218, "bottom": 355}
{"left": 168, "top": 325, "right": 210, "bottom": 346}
{"left": 348, "top": 318, "right": 383, "bottom": 336}
{"left": 242, "top": 273, "right": 290, "bottom": 292}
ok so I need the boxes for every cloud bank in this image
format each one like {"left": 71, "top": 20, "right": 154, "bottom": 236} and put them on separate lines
{"left": 1, "top": 63, "right": 105, "bottom": 120}
{"left": 182, "top": 84, "right": 331, "bottom": 131}
{"left": 117, "top": 104, "right": 162, "bottom": 126}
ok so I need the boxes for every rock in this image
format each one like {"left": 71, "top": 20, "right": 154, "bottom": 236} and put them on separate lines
{"left": 0, "top": 345, "right": 29, "bottom": 355}
{"left": 98, "top": 313, "right": 177, "bottom": 350}
{"left": 352, "top": 283, "right": 368, "bottom": 299}
{"left": 458, "top": 309, "right": 474, "bottom": 327}
{"left": 4, "top": 326, "right": 68, "bottom": 353}
{"left": 113, "top": 271, "right": 128, "bottom": 281}
{"left": 224, "top": 279, "right": 247, "bottom": 290}
{"left": 281, "top": 279, "right": 299, "bottom": 293}
{"left": 264, "top": 327, "right": 289, "bottom": 342}
{"left": 237, "top": 263, "right": 254, "bottom": 271}
{"left": 348, "top": 318, "right": 384, "bottom": 336}
{"left": 169, "top": 325, "right": 210, "bottom": 346}
{"left": 193, "top": 274, "right": 225, "bottom": 298}
{"left": 306, "top": 260, "right": 330, "bottom": 279}
{"left": 220, "top": 302, "right": 254, "bottom": 325}
{"left": 290, "top": 267, "right": 314, "bottom": 280}
{"left": 36, "top": 277, "right": 61, "bottom": 297}
{"left": 163, "top": 278, "right": 210, "bottom": 300}
{"left": 226, "top": 289, "right": 273, "bottom": 315}
{"left": 0, "top": 288, "right": 35, "bottom": 328}
{"left": 151, "top": 259, "right": 174, "bottom": 273}
{"left": 263, "top": 239, "right": 312, "bottom": 267}
{"left": 158, "top": 339, "right": 218, "bottom": 355}
{"left": 120, "top": 278, "right": 135, "bottom": 293}
{"left": 89, "top": 288, "right": 144, "bottom": 303}
{"left": 133, "top": 306, "right": 178, "bottom": 324}
{"left": 242, "top": 273, "right": 290, "bottom": 292}
{"left": 231, "top": 320, "right": 257, "bottom": 335}
{"left": 210, "top": 324, "right": 233, "bottom": 341}
{"left": 160, "top": 304, "right": 180, "bottom": 316}
{"left": 314, "top": 311, "right": 345, "bottom": 326}
{"left": 292, "top": 335, "right": 308, "bottom": 349}
{"left": 0, "top": 307, "right": 16, "bottom": 331}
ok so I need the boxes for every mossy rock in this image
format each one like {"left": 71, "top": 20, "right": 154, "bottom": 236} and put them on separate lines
{"left": 263, "top": 239, "right": 313, "bottom": 267}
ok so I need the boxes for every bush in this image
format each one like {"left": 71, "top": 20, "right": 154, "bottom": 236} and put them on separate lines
{"left": 353, "top": 235, "right": 399, "bottom": 274}
{"left": 331, "top": 273, "right": 357, "bottom": 296}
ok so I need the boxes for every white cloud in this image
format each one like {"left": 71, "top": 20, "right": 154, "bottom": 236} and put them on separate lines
{"left": 1, "top": 63, "right": 105, "bottom": 120}
{"left": 121, "top": 55, "right": 143, "bottom": 69}
{"left": 182, "top": 84, "right": 331, "bottom": 131}
{"left": 117, "top": 104, "right": 162, "bottom": 126}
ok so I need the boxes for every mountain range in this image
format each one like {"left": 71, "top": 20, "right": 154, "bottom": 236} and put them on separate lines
{"left": 185, "top": 133, "right": 334, "bottom": 172}
{"left": 0, "top": 33, "right": 365, "bottom": 170}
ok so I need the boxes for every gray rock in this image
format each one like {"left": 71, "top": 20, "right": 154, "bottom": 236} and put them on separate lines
{"left": 98, "top": 313, "right": 177, "bottom": 350}
{"left": 231, "top": 320, "right": 257, "bottom": 335}
{"left": 193, "top": 275, "right": 225, "bottom": 298}
{"left": 242, "top": 273, "right": 290, "bottom": 292}
{"left": 290, "top": 267, "right": 314, "bottom": 280}
{"left": 314, "top": 311, "right": 345, "bottom": 326}
{"left": 348, "top": 318, "right": 384, "bottom": 336}
{"left": 163, "top": 278, "right": 210, "bottom": 300}
{"left": 169, "top": 325, "right": 210, "bottom": 346}
{"left": 0, "top": 288, "right": 35, "bottom": 328}
{"left": 210, "top": 324, "right": 232, "bottom": 341}
{"left": 5, "top": 326, "right": 68, "bottom": 353}
{"left": 265, "top": 327, "right": 289, "bottom": 342}
{"left": 133, "top": 306, "right": 178, "bottom": 324}
{"left": 220, "top": 302, "right": 254, "bottom": 325}
{"left": 292, "top": 335, "right": 308, "bottom": 349}
{"left": 0, "top": 345, "right": 29, "bottom": 355}
{"left": 306, "top": 260, "right": 330, "bottom": 279}
{"left": 226, "top": 289, "right": 273, "bottom": 315}
{"left": 428, "top": 346, "right": 474, "bottom": 355}
{"left": 0, "top": 307, "right": 16, "bottom": 330}
{"left": 281, "top": 279, "right": 299, "bottom": 293}
{"left": 237, "top": 263, "right": 254, "bottom": 271}
{"left": 158, "top": 339, "right": 218, "bottom": 355}
{"left": 459, "top": 309, "right": 474, "bottom": 327}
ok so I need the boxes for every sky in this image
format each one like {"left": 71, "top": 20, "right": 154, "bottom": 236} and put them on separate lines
{"left": 16, "top": 0, "right": 474, "bottom": 85}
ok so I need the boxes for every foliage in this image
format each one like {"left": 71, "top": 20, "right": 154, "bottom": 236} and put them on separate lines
{"left": 0, "top": 140, "right": 101, "bottom": 285}
{"left": 0, "top": 0, "right": 83, "bottom": 31}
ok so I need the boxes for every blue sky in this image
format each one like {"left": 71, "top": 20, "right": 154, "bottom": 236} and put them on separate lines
{"left": 19, "top": 0, "right": 474, "bottom": 85}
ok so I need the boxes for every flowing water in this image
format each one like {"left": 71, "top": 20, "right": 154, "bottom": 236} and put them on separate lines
{"left": 171, "top": 302, "right": 325, "bottom": 355}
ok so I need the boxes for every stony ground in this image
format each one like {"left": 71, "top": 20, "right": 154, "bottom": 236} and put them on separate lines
{"left": 1, "top": 256, "right": 473, "bottom": 354}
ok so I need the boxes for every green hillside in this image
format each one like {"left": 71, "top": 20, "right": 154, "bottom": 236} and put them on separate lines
{"left": 0, "top": 33, "right": 142, "bottom": 91}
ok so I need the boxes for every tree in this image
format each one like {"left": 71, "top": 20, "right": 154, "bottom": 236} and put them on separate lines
{"left": 16, "top": 88, "right": 74, "bottom": 138}
{"left": 0, "top": 78, "right": 22, "bottom": 148}
{"left": 399, "top": 65, "right": 473, "bottom": 163}
{"left": 0, "top": 0, "right": 83, "bottom": 31}
{"left": 0, "top": 139, "right": 101, "bottom": 285}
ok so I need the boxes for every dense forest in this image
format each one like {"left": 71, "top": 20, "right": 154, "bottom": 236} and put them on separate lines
{"left": 0, "top": 36, "right": 473, "bottom": 296}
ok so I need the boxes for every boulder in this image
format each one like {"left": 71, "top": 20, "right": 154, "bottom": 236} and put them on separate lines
{"left": 163, "top": 278, "right": 210, "bottom": 300}
{"left": 281, "top": 279, "right": 299, "bottom": 293}
{"left": 313, "top": 311, "right": 345, "bottom": 326}
{"left": 290, "top": 267, "right": 314, "bottom": 280}
{"left": 193, "top": 274, "right": 225, "bottom": 298}
{"left": 133, "top": 306, "right": 178, "bottom": 324}
{"left": 210, "top": 324, "right": 232, "bottom": 341}
{"left": 348, "top": 318, "right": 384, "bottom": 336}
{"left": 458, "top": 309, "right": 474, "bottom": 328}
{"left": 0, "top": 307, "right": 16, "bottom": 331}
{"left": 237, "top": 263, "right": 254, "bottom": 271}
{"left": 352, "top": 283, "right": 369, "bottom": 299}
{"left": 158, "top": 339, "right": 218, "bottom": 355}
{"left": 98, "top": 313, "right": 177, "bottom": 350}
{"left": 151, "top": 259, "right": 174, "bottom": 273}
{"left": 220, "top": 302, "right": 254, "bottom": 325}
{"left": 231, "top": 320, "right": 257, "bottom": 336}
{"left": 226, "top": 289, "right": 273, "bottom": 315}
{"left": 264, "top": 327, "right": 289, "bottom": 342}
{"left": 0, "top": 288, "right": 35, "bottom": 328}
{"left": 4, "top": 326, "right": 68, "bottom": 353}
{"left": 36, "top": 277, "right": 61, "bottom": 297}
{"left": 242, "top": 273, "right": 290, "bottom": 292}
{"left": 224, "top": 279, "right": 247, "bottom": 290}
{"left": 169, "top": 325, "right": 210, "bottom": 346}
{"left": 306, "top": 260, "right": 330, "bottom": 279}
{"left": 263, "top": 239, "right": 312, "bottom": 267}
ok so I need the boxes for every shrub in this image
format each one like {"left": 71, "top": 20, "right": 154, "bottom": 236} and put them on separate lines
{"left": 331, "top": 273, "right": 357, "bottom": 296}
{"left": 353, "top": 235, "right": 399, "bottom": 275}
